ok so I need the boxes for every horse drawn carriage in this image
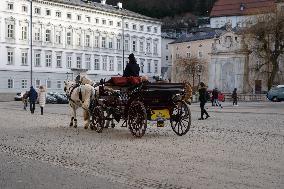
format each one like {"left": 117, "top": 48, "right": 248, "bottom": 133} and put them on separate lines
{"left": 89, "top": 77, "right": 192, "bottom": 138}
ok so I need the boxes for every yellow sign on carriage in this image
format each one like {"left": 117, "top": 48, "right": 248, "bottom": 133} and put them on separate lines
{"left": 151, "top": 109, "right": 170, "bottom": 121}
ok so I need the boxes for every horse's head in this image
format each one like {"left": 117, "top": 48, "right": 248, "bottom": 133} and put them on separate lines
{"left": 64, "top": 80, "right": 76, "bottom": 95}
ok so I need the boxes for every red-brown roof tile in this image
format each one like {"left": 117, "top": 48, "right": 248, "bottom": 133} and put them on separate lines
{"left": 210, "top": 0, "right": 276, "bottom": 17}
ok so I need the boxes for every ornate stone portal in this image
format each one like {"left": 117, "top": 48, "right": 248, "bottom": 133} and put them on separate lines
{"left": 209, "top": 29, "right": 249, "bottom": 93}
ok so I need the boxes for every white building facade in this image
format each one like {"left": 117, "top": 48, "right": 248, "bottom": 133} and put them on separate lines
{"left": 0, "top": 0, "right": 162, "bottom": 93}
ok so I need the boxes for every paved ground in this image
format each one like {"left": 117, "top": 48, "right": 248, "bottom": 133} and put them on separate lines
{"left": 0, "top": 101, "right": 283, "bottom": 189}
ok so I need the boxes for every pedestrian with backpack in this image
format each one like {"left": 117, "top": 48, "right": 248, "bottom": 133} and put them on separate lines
{"left": 198, "top": 82, "right": 210, "bottom": 120}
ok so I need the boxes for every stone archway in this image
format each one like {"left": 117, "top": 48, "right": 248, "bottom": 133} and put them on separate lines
{"left": 222, "top": 62, "right": 235, "bottom": 92}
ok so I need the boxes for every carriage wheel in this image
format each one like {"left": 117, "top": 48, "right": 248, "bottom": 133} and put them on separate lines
{"left": 90, "top": 106, "right": 105, "bottom": 133}
{"left": 127, "top": 101, "right": 147, "bottom": 138}
{"left": 170, "top": 100, "right": 191, "bottom": 136}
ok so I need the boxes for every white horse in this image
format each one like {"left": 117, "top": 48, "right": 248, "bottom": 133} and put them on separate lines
{"left": 64, "top": 80, "right": 95, "bottom": 129}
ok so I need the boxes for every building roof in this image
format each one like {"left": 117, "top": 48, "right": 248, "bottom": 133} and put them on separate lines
{"left": 210, "top": 0, "right": 276, "bottom": 18}
{"left": 48, "top": 0, "right": 160, "bottom": 22}
{"left": 169, "top": 29, "right": 225, "bottom": 44}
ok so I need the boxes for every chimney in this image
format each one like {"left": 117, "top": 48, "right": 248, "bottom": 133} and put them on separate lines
{"left": 117, "top": 2, "right": 122, "bottom": 9}
{"left": 101, "top": 0, "right": 106, "bottom": 5}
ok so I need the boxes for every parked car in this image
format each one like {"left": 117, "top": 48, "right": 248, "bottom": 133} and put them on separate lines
{"left": 46, "top": 92, "right": 57, "bottom": 104}
{"left": 48, "top": 92, "right": 68, "bottom": 104}
{"left": 207, "top": 90, "right": 225, "bottom": 102}
{"left": 267, "top": 85, "right": 284, "bottom": 102}
{"left": 14, "top": 92, "right": 25, "bottom": 101}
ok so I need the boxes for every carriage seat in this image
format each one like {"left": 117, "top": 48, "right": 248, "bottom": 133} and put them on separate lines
{"left": 110, "top": 76, "right": 142, "bottom": 86}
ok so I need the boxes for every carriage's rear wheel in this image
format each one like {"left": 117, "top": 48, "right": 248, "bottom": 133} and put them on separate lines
{"left": 90, "top": 106, "right": 105, "bottom": 133}
{"left": 127, "top": 101, "right": 147, "bottom": 138}
{"left": 170, "top": 100, "right": 191, "bottom": 136}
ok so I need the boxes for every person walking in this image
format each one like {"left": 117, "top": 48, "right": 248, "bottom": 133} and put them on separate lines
{"left": 198, "top": 82, "right": 210, "bottom": 120}
{"left": 28, "top": 86, "right": 38, "bottom": 114}
{"left": 232, "top": 88, "right": 238, "bottom": 106}
{"left": 212, "top": 88, "right": 223, "bottom": 108}
{"left": 22, "top": 91, "right": 29, "bottom": 110}
{"left": 123, "top": 53, "right": 140, "bottom": 77}
{"left": 38, "top": 85, "right": 46, "bottom": 115}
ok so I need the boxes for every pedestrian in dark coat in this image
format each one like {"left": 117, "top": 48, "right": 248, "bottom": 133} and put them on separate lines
{"left": 28, "top": 86, "right": 38, "bottom": 114}
{"left": 212, "top": 88, "right": 223, "bottom": 108}
{"left": 232, "top": 88, "right": 238, "bottom": 106}
{"left": 123, "top": 53, "right": 140, "bottom": 77}
{"left": 198, "top": 82, "right": 210, "bottom": 120}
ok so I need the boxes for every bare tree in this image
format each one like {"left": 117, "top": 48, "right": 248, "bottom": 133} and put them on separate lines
{"left": 172, "top": 56, "right": 207, "bottom": 93}
{"left": 244, "top": 8, "right": 284, "bottom": 90}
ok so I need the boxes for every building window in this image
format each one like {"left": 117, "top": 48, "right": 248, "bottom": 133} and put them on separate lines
{"left": 109, "top": 39, "right": 113, "bottom": 49}
{"left": 21, "top": 52, "right": 28, "bottom": 65}
{"left": 101, "top": 37, "right": 106, "bottom": 48}
{"left": 7, "top": 24, "right": 14, "bottom": 38}
{"left": 21, "top": 26, "right": 28, "bottom": 40}
{"left": 117, "top": 38, "right": 121, "bottom": 50}
{"left": 67, "top": 13, "right": 72, "bottom": 19}
{"left": 154, "top": 60, "right": 158, "bottom": 73}
{"left": 7, "top": 49, "right": 14, "bottom": 65}
{"left": 109, "top": 57, "right": 114, "bottom": 71}
{"left": 94, "top": 58, "right": 100, "bottom": 70}
{"left": 117, "top": 22, "right": 121, "bottom": 27}
{"left": 77, "top": 15, "right": 81, "bottom": 21}
{"left": 35, "top": 79, "right": 41, "bottom": 88}
{"left": 46, "top": 80, "right": 51, "bottom": 89}
{"left": 45, "top": 53, "right": 52, "bottom": 67}
{"left": 117, "top": 59, "right": 122, "bottom": 71}
{"left": 95, "top": 18, "right": 99, "bottom": 24}
{"left": 102, "top": 57, "right": 107, "bottom": 71}
{"left": 85, "top": 55, "right": 91, "bottom": 70}
{"left": 140, "top": 25, "right": 144, "bottom": 31}
{"left": 166, "top": 56, "right": 168, "bottom": 61}
{"left": 67, "top": 55, "right": 72, "bottom": 68}
{"left": 8, "top": 3, "right": 14, "bottom": 10}
{"left": 85, "top": 35, "right": 90, "bottom": 47}
{"left": 22, "top": 6, "right": 27, "bottom": 13}
{"left": 153, "top": 43, "right": 158, "bottom": 54}
{"left": 67, "top": 32, "right": 72, "bottom": 45}
{"left": 56, "top": 54, "right": 62, "bottom": 68}
{"left": 76, "top": 34, "right": 81, "bottom": 46}
{"left": 35, "top": 7, "right": 41, "bottom": 15}
{"left": 34, "top": 28, "right": 40, "bottom": 41}
{"left": 35, "top": 52, "right": 41, "bottom": 67}
{"left": 56, "top": 11, "right": 61, "bottom": 17}
{"left": 125, "top": 23, "right": 129, "bottom": 29}
{"left": 187, "top": 52, "right": 191, "bottom": 58}
{"left": 46, "top": 9, "right": 51, "bottom": 16}
{"left": 147, "top": 26, "right": 151, "bottom": 32}
{"left": 154, "top": 27, "right": 158, "bottom": 33}
{"left": 166, "top": 44, "right": 168, "bottom": 49}
{"left": 22, "top": 80, "right": 28, "bottom": 89}
{"left": 57, "top": 81, "right": 62, "bottom": 89}
{"left": 133, "top": 24, "right": 137, "bottom": 30}
{"left": 146, "top": 42, "right": 151, "bottom": 53}
{"left": 55, "top": 31, "right": 61, "bottom": 44}
{"left": 94, "top": 36, "right": 99, "bottom": 48}
{"left": 139, "top": 41, "right": 144, "bottom": 52}
{"left": 8, "top": 79, "right": 13, "bottom": 88}
{"left": 86, "top": 16, "right": 91, "bottom": 22}
{"left": 76, "top": 56, "right": 82, "bottom": 68}
{"left": 140, "top": 59, "right": 145, "bottom": 73}
{"left": 45, "top": 29, "right": 51, "bottom": 42}
{"left": 125, "top": 39, "right": 129, "bottom": 51}
{"left": 132, "top": 41, "right": 136, "bottom": 52}
{"left": 109, "top": 20, "right": 113, "bottom": 26}
{"left": 102, "top": 20, "right": 106, "bottom": 25}
{"left": 147, "top": 60, "right": 151, "bottom": 73}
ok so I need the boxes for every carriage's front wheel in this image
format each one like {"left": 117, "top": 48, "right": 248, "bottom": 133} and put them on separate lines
{"left": 127, "top": 101, "right": 147, "bottom": 138}
{"left": 170, "top": 100, "right": 191, "bottom": 136}
{"left": 90, "top": 106, "right": 105, "bottom": 133}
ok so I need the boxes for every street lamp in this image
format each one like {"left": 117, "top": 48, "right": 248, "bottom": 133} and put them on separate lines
{"left": 29, "top": 0, "right": 33, "bottom": 86}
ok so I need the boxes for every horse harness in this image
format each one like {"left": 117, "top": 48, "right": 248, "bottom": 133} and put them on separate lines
{"left": 66, "top": 83, "right": 83, "bottom": 104}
